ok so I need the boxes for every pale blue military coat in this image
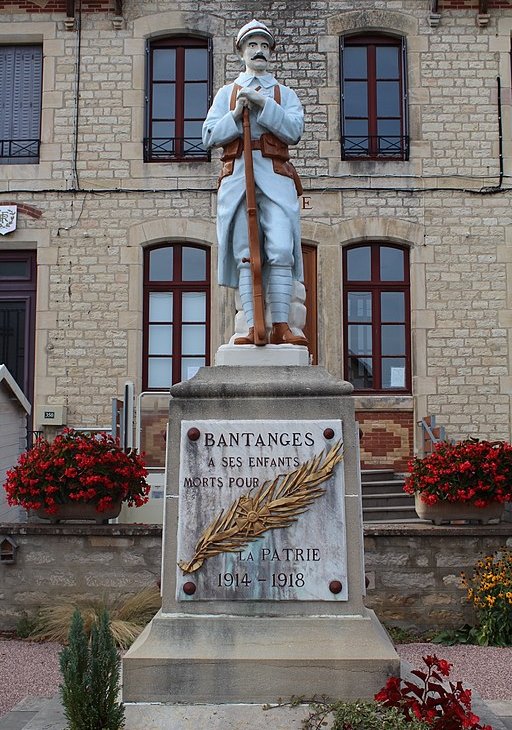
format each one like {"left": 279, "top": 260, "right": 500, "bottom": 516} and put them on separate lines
{"left": 202, "top": 71, "right": 304, "bottom": 289}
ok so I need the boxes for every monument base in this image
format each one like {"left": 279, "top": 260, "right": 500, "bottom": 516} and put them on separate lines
{"left": 215, "top": 343, "right": 310, "bottom": 366}
{"left": 123, "top": 365, "right": 399, "bottom": 707}
{"left": 123, "top": 609, "right": 398, "bottom": 703}
{"left": 123, "top": 701, "right": 311, "bottom": 730}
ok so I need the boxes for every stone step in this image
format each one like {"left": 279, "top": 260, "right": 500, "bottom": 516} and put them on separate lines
{"left": 363, "top": 505, "right": 418, "bottom": 521}
{"left": 1, "top": 692, "right": 508, "bottom": 730}
{"left": 362, "top": 492, "right": 414, "bottom": 509}
{"left": 0, "top": 696, "right": 55, "bottom": 730}
{"left": 362, "top": 479, "right": 406, "bottom": 495}
{"left": 360, "top": 469, "right": 396, "bottom": 483}
{"left": 360, "top": 467, "right": 416, "bottom": 522}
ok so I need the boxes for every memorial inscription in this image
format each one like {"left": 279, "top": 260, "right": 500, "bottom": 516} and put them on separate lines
{"left": 176, "top": 419, "right": 348, "bottom": 601}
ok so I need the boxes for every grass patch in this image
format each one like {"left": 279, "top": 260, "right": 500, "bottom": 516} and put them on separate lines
{"left": 383, "top": 624, "right": 437, "bottom": 644}
{"left": 22, "top": 585, "right": 161, "bottom": 648}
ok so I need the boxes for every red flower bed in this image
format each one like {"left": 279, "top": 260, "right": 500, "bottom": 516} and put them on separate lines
{"left": 375, "top": 654, "right": 491, "bottom": 729}
{"left": 404, "top": 439, "right": 512, "bottom": 507}
{"left": 3, "top": 428, "right": 150, "bottom": 514}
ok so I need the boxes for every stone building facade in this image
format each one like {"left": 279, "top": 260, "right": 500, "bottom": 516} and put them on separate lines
{"left": 1, "top": 0, "right": 512, "bottom": 473}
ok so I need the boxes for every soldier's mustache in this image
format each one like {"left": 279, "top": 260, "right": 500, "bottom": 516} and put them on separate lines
{"left": 251, "top": 52, "right": 268, "bottom": 60}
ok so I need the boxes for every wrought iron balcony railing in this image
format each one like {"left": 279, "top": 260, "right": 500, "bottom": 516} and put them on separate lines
{"left": 341, "top": 135, "right": 409, "bottom": 161}
{"left": 144, "top": 137, "right": 209, "bottom": 162}
{"left": 0, "top": 139, "right": 40, "bottom": 160}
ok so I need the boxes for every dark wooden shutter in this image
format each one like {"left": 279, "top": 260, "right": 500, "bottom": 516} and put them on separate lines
{"left": 0, "top": 45, "right": 42, "bottom": 160}
{"left": 14, "top": 47, "right": 42, "bottom": 143}
{"left": 0, "top": 47, "right": 16, "bottom": 150}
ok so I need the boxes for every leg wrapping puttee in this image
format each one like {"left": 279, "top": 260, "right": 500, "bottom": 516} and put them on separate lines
{"left": 267, "top": 266, "right": 293, "bottom": 324}
{"left": 238, "top": 265, "right": 254, "bottom": 328}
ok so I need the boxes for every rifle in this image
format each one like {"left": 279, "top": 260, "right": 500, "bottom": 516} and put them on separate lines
{"left": 241, "top": 106, "right": 267, "bottom": 345}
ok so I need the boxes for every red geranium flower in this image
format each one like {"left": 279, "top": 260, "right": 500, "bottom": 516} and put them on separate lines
{"left": 404, "top": 439, "right": 512, "bottom": 506}
{"left": 375, "top": 655, "right": 491, "bottom": 729}
{"left": 3, "top": 428, "right": 150, "bottom": 514}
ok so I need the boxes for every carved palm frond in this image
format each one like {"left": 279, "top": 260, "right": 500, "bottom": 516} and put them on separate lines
{"left": 178, "top": 440, "right": 343, "bottom": 574}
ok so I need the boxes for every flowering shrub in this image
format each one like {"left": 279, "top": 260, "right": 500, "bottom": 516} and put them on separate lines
{"left": 4, "top": 428, "right": 150, "bottom": 514}
{"left": 404, "top": 439, "right": 512, "bottom": 506}
{"left": 462, "top": 550, "right": 512, "bottom": 646}
{"left": 375, "top": 654, "right": 491, "bottom": 729}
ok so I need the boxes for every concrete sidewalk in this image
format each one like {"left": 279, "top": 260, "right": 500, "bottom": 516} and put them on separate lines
{"left": 0, "top": 694, "right": 511, "bottom": 730}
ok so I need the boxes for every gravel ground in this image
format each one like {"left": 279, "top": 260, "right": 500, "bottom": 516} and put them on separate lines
{"left": 0, "top": 639, "right": 62, "bottom": 718}
{"left": 1, "top": 639, "right": 511, "bottom": 719}
{"left": 397, "top": 643, "right": 512, "bottom": 701}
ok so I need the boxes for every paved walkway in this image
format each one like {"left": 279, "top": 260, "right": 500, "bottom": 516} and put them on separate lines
{"left": 0, "top": 694, "right": 511, "bottom": 730}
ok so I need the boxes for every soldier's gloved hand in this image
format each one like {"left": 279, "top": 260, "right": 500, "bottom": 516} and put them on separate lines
{"left": 232, "top": 95, "right": 247, "bottom": 121}
{"left": 235, "top": 88, "right": 265, "bottom": 114}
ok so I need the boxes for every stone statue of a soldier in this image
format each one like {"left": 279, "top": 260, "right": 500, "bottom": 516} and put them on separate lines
{"left": 202, "top": 19, "right": 308, "bottom": 347}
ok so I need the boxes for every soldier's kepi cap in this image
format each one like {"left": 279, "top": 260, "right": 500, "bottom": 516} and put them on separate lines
{"left": 236, "top": 19, "right": 275, "bottom": 50}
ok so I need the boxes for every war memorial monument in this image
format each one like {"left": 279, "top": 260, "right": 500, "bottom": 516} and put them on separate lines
{"left": 123, "top": 19, "right": 399, "bottom": 710}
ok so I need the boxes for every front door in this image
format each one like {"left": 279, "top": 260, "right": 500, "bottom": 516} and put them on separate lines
{"left": 0, "top": 251, "right": 36, "bottom": 407}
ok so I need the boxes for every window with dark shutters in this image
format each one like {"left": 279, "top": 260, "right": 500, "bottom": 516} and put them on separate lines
{"left": 0, "top": 46, "right": 42, "bottom": 164}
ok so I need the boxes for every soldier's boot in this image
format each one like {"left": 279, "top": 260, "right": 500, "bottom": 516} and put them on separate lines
{"left": 268, "top": 265, "right": 308, "bottom": 346}
{"left": 270, "top": 322, "right": 308, "bottom": 346}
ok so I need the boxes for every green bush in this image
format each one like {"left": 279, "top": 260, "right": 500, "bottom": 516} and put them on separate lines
{"left": 265, "top": 696, "right": 430, "bottom": 730}
{"left": 60, "top": 609, "right": 125, "bottom": 730}
{"left": 331, "top": 701, "right": 430, "bottom": 729}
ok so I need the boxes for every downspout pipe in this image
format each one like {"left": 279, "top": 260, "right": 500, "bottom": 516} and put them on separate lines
{"left": 481, "top": 76, "right": 503, "bottom": 193}
{"left": 497, "top": 75, "right": 504, "bottom": 189}
{"left": 72, "top": 0, "right": 82, "bottom": 190}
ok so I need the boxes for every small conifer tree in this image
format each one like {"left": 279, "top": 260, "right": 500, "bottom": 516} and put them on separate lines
{"left": 60, "top": 608, "right": 125, "bottom": 730}
{"left": 59, "top": 610, "right": 90, "bottom": 729}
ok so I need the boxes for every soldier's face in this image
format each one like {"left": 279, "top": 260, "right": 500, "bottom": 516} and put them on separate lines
{"left": 241, "top": 35, "right": 271, "bottom": 73}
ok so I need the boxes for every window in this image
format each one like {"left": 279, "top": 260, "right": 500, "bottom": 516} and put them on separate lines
{"left": 0, "top": 46, "right": 42, "bottom": 163}
{"left": 343, "top": 243, "right": 410, "bottom": 392}
{"left": 340, "top": 34, "right": 408, "bottom": 160}
{"left": 143, "top": 243, "right": 210, "bottom": 389}
{"left": 145, "top": 36, "right": 211, "bottom": 162}
{"left": 0, "top": 251, "right": 36, "bottom": 402}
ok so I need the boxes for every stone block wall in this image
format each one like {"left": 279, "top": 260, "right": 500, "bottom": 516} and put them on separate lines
{"left": 0, "top": 1, "right": 112, "bottom": 10}
{"left": 0, "top": 524, "right": 161, "bottom": 628}
{"left": 1, "top": 522, "right": 511, "bottom": 632}
{"left": 364, "top": 524, "right": 512, "bottom": 630}
{"left": 1, "top": 0, "right": 512, "bottom": 467}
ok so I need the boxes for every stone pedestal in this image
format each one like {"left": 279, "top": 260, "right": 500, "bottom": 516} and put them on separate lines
{"left": 123, "top": 366, "right": 399, "bottom": 704}
{"left": 215, "top": 343, "right": 310, "bottom": 366}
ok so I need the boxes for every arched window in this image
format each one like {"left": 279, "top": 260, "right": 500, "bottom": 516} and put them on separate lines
{"left": 143, "top": 243, "right": 210, "bottom": 389}
{"left": 343, "top": 243, "right": 410, "bottom": 393}
{"left": 144, "top": 36, "right": 211, "bottom": 162}
{"left": 340, "top": 33, "right": 408, "bottom": 160}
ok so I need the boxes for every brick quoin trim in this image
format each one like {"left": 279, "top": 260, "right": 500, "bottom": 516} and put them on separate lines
{"left": 356, "top": 411, "right": 414, "bottom": 473}
{"left": 0, "top": 202, "right": 43, "bottom": 219}
{"left": 0, "top": 0, "right": 113, "bottom": 11}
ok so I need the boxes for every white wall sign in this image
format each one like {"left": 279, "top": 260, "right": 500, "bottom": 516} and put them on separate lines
{"left": 0, "top": 206, "right": 17, "bottom": 235}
